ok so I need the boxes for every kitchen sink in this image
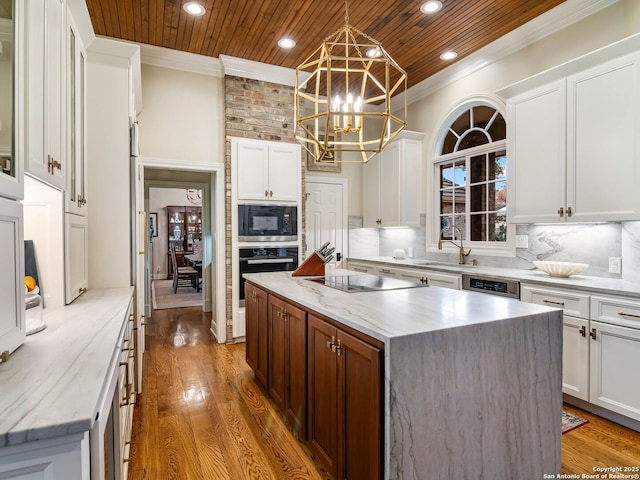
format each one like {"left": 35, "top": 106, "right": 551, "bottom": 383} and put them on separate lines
{"left": 410, "top": 259, "right": 476, "bottom": 267}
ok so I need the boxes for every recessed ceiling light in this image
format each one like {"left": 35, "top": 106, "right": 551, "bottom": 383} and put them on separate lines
{"left": 183, "top": 2, "right": 206, "bottom": 16}
{"left": 440, "top": 50, "right": 458, "bottom": 61}
{"left": 366, "top": 47, "right": 383, "bottom": 58}
{"left": 277, "top": 38, "right": 296, "bottom": 49}
{"left": 420, "top": 1, "right": 443, "bottom": 14}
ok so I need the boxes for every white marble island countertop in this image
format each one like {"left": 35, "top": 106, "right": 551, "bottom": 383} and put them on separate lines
{"left": 0, "top": 287, "right": 134, "bottom": 447}
{"left": 244, "top": 270, "right": 558, "bottom": 343}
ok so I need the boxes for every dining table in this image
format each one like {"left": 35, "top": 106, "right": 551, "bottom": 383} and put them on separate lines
{"left": 184, "top": 253, "right": 202, "bottom": 291}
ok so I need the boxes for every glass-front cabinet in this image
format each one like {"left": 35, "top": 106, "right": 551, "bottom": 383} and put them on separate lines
{"left": 167, "top": 206, "right": 201, "bottom": 277}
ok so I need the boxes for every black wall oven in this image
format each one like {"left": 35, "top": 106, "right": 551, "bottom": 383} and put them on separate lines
{"left": 238, "top": 204, "right": 297, "bottom": 242}
{"left": 239, "top": 247, "right": 298, "bottom": 304}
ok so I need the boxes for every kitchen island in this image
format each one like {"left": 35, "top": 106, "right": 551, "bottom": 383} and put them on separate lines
{"left": 244, "top": 271, "right": 563, "bottom": 480}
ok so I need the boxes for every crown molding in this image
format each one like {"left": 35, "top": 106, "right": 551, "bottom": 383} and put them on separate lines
{"left": 139, "top": 43, "right": 223, "bottom": 77}
{"left": 220, "top": 54, "right": 310, "bottom": 86}
{"left": 391, "top": 0, "right": 619, "bottom": 110}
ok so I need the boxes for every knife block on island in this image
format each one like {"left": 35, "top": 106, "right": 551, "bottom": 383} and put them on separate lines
{"left": 292, "top": 251, "right": 326, "bottom": 277}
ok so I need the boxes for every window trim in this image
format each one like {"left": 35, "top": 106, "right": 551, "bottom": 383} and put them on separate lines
{"left": 427, "top": 97, "right": 514, "bottom": 257}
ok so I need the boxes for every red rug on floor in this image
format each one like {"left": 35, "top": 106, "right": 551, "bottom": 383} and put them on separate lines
{"left": 562, "top": 410, "right": 588, "bottom": 434}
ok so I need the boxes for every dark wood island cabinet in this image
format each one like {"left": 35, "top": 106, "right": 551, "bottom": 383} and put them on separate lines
{"left": 245, "top": 281, "right": 383, "bottom": 479}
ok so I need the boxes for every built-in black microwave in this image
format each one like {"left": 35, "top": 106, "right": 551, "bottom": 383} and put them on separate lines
{"left": 238, "top": 204, "right": 297, "bottom": 242}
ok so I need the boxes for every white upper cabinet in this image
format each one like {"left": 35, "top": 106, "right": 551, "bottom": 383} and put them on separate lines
{"left": 25, "top": 0, "right": 66, "bottom": 190}
{"left": 504, "top": 45, "right": 640, "bottom": 223}
{"left": 363, "top": 131, "right": 423, "bottom": 227}
{"left": 507, "top": 80, "right": 566, "bottom": 224}
{"left": 234, "top": 138, "right": 300, "bottom": 203}
{"left": 65, "top": 10, "right": 88, "bottom": 215}
{"left": 566, "top": 53, "right": 640, "bottom": 222}
{"left": 0, "top": 1, "right": 24, "bottom": 200}
{"left": 64, "top": 212, "right": 88, "bottom": 304}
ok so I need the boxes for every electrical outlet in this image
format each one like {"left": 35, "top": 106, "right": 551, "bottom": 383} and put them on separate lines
{"left": 609, "top": 257, "right": 621, "bottom": 274}
{"left": 515, "top": 235, "right": 529, "bottom": 249}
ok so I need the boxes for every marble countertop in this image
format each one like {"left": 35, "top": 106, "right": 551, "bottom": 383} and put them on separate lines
{"left": 0, "top": 287, "right": 134, "bottom": 447}
{"left": 244, "top": 270, "right": 557, "bottom": 343}
{"left": 348, "top": 256, "right": 640, "bottom": 298}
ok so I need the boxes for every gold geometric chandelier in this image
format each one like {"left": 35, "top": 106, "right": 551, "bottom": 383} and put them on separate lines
{"left": 295, "top": 1, "right": 407, "bottom": 163}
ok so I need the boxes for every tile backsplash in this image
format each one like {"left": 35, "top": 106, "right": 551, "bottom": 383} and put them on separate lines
{"left": 349, "top": 216, "right": 640, "bottom": 281}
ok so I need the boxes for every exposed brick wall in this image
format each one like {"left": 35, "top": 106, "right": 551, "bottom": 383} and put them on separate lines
{"left": 224, "top": 75, "right": 306, "bottom": 342}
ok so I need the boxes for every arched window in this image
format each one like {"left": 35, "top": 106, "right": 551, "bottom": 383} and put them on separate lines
{"left": 433, "top": 100, "right": 508, "bottom": 250}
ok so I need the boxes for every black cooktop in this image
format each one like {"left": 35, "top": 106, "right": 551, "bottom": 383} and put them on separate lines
{"left": 307, "top": 274, "right": 427, "bottom": 293}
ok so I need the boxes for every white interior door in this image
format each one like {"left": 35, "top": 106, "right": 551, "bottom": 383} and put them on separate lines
{"left": 305, "top": 179, "right": 346, "bottom": 268}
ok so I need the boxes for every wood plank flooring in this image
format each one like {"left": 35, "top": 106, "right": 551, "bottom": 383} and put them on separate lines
{"left": 129, "top": 306, "right": 640, "bottom": 479}
{"left": 128, "top": 307, "right": 330, "bottom": 480}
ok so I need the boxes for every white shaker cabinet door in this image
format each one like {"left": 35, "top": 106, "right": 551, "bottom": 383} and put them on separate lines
{"left": 64, "top": 212, "right": 88, "bottom": 304}
{"left": 267, "top": 143, "right": 300, "bottom": 203}
{"left": 589, "top": 320, "right": 640, "bottom": 422}
{"left": 236, "top": 140, "right": 270, "bottom": 201}
{"left": 25, "top": 0, "right": 65, "bottom": 190}
{"left": 567, "top": 52, "right": 640, "bottom": 222}
{"left": 507, "top": 80, "right": 566, "bottom": 223}
{"left": 561, "top": 315, "right": 589, "bottom": 401}
{"left": 0, "top": 198, "right": 25, "bottom": 358}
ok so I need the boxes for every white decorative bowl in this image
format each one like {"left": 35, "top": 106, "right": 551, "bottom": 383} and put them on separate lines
{"left": 533, "top": 261, "right": 589, "bottom": 278}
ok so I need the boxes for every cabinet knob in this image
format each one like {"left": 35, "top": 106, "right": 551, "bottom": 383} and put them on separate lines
{"left": 0, "top": 351, "right": 10, "bottom": 363}
{"left": 265, "top": 190, "right": 269, "bottom": 197}
{"left": 79, "top": 287, "right": 88, "bottom": 294}
{"left": 557, "top": 207, "right": 564, "bottom": 218}
{"left": 590, "top": 328, "right": 597, "bottom": 340}
{"left": 270, "top": 190, "right": 274, "bottom": 197}
{"left": 579, "top": 326, "right": 586, "bottom": 337}
{"left": 566, "top": 207, "right": 572, "bottom": 217}
{"left": 327, "top": 335, "right": 336, "bottom": 349}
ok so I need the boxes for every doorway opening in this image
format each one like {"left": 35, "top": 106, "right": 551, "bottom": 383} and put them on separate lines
{"left": 148, "top": 186, "right": 204, "bottom": 310}
{"left": 140, "top": 163, "right": 226, "bottom": 343}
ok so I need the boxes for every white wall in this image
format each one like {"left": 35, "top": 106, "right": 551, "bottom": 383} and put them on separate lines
{"left": 138, "top": 64, "right": 225, "bottom": 164}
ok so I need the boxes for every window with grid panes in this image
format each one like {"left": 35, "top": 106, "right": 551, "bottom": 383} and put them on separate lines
{"left": 435, "top": 104, "right": 508, "bottom": 247}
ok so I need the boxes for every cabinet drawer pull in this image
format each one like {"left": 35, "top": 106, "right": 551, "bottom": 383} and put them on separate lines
{"left": 579, "top": 326, "right": 586, "bottom": 337}
{"left": 353, "top": 267, "right": 367, "bottom": 273}
{"left": 380, "top": 269, "right": 390, "bottom": 274}
{"left": 265, "top": 190, "right": 269, "bottom": 197}
{"left": 327, "top": 335, "right": 335, "bottom": 349}
{"left": 269, "top": 190, "right": 273, "bottom": 197}
{"left": 590, "top": 328, "right": 597, "bottom": 340}
{"left": 567, "top": 206, "right": 572, "bottom": 217}
{"left": 557, "top": 207, "right": 564, "bottom": 218}
{"left": 542, "top": 299, "right": 565, "bottom": 306}
{"left": 331, "top": 339, "right": 342, "bottom": 356}
{"left": 618, "top": 311, "right": 640, "bottom": 319}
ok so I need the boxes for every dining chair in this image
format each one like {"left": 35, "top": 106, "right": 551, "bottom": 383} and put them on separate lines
{"left": 170, "top": 244, "right": 199, "bottom": 293}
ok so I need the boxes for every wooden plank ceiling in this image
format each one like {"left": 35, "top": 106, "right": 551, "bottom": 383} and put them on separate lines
{"left": 85, "top": 0, "right": 566, "bottom": 87}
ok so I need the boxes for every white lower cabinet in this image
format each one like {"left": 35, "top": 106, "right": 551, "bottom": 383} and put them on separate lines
{"left": 522, "top": 285, "right": 640, "bottom": 422}
{"left": 0, "top": 433, "right": 90, "bottom": 480}
{"left": 392, "top": 267, "right": 461, "bottom": 290}
{"left": 561, "top": 315, "right": 590, "bottom": 401}
{"left": 348, "top": 260, "right": 462, "bottom": 290}
{"left": 347, "top": 260, "right": 376, "bottom": 275}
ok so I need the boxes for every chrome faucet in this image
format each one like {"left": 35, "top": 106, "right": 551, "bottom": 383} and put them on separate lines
{"left": 438, "top": 224, "right": 471, "bottom": 265}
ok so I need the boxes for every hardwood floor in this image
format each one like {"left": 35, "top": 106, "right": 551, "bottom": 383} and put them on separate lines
{"left": 562, "top": 404, "right": 640, "bottom": 475}
{"left": 128, "top": 306, "right": 331, "bottom": 480}
{"left": 129, "top": 306, "right": 640, "bottom": 479}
